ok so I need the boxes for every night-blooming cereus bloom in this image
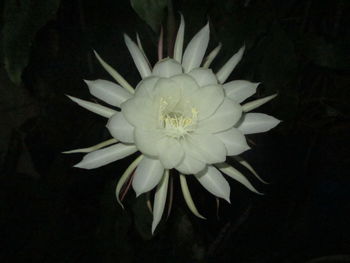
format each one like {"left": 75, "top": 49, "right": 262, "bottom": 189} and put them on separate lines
{"left": 65, "top": 16, "right": 280, "bottom": 233}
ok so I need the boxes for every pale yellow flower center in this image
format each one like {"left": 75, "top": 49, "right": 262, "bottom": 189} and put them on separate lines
{"left": 159, "top": 97, "right": 198, "bottom": 138}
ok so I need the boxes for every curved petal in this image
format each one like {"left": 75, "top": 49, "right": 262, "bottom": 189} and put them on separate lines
{"left": 242, "top": 94, "right": 277, "bottom": 112}
{"left": 216, "top": 45, "right": 245, "bottom": 83}
{"left": 93, "top": 51, "right": 134, "bottom": 94}
{"left": 106, "top": 113, "right": 135, "bottom": 143}
{"left": 203, "top": 43, "right": 222, "bottom": 68}
{"left": 234, "top": 156, "right": 269, "bottom": 184}
{"left": 171, "top": 74, "right": 199, "bottom": 97}
{"left": 186, "top": 133, "right": 227, "bottom": 164}
{"left": 182, "top": 23, "right": 210, "bottom": 72}
{"left": 67, "top": 95, "right": 116, "bottom": 118}
{"left": 152, "top": 170, "right": 169, "bottom": 234}
{"left": 116, "top": 155, "right": 143, "bottom": 208}
{"left": 223, "top": 80, "right": 259, "bottom": 103}
{"left": 197, "top": 98, "right": 242, "bottom": 133}
{"left": 134, "top": 76, "right": 159, "bottom": 98}
{"left": 85, "top": 79, "right": 133, "bottom": 107}
{"left": 215, "top": 128, "right": 250, "bottom": 156}
{"left": 174, "top": 14, "right": 185, "bottom": 63}
{"left": 134, "top": 128, "right": 164, "bottom": 157}
{"left": 179, "top": 174, "right": 205, "bottom": 219}
{"left": 63, "top": 138, "right": 117, "bottom": 154}
{"left": 195, "top": 166, "right": 231, "bottom": 202}
{"left": 152, "top": 58, "right": 183, "bottom": 78}
{"left": 188, "top": 68, "right": 218, "bottom": 87}
{"left": 132, "top": 156, "right": 164, "bottom": 196}
{"left": 216, "top": 163, "right": 262, "bottom": 194}
{"left": 190, "top": 84, "right": 224, "bottom": 120}
{"left": 124, "top": 34, "right": 151, "bottom": 78}
{"left": 74, "top": 143, "right": 137, "bottom": 169}
{"left": 175, "top": 151, "right": 206, "bottom": 175}
{"left": 121, "top": 97, "right": 158, "bottom": 128}
{"left": 237, "top": 113, "right": 280, "bottom": 134}
{"left": 157, "top": 137, "right": 184, "bottom": 169}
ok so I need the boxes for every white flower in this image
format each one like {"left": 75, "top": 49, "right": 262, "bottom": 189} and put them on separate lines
{"left": 65, "top": 15, "right": 280, "bottom": 233}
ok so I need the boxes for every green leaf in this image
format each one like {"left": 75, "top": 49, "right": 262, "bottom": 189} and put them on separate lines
{"left": 130, "top": 0, "right": 167, "bottom": 32}
{"left": 2, "top": 0, "right": 60, "bottom": 85}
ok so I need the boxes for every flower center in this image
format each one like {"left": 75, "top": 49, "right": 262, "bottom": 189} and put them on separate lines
{"left": 159, "top": 97, "right": 198, "bottom": 138}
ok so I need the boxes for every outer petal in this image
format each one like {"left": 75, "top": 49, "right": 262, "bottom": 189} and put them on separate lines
{"left": 85, "top": 79, "right": 133, "bottom": 107}
{"left": 197, "top": 98, "right": 242, "bottom": 133}
{"left": 237, "top": 113, "right": 280, "bottom": 134}
{"left": 74, "top": 143, "right": 137, "bottom": 169}
{"left": 186, "top": 133, "right": 227, "bottom": 164}
{"left": 122, "top": 97, "right": 158, "bottom": 128}
{"left": 195, "top": 166, "right": 231, "bottom": 202}
{"left": 190, "top": 84, "right": 224, "bottom": 120}
{"left": 124, "top": 34, "right": 151, "bottom": 78}
{"left": 216, "top": 163, "right": 262, "bottom": 194}
{"left": 106, "top": 113, "right": 135, "bottom": 143}
{"left": 93, "top": 51, "right": 134, "bottom": 94}
{"left": 67, "top": 95, "right": 116, "bottom": 118}
{"left": 216, "top": 45, "right": 245, "bottom": 83}
{"left": 215, "top": 128, "right": 250, "bottom": 156}
{"left": 242, "top": 94, "right": 277, "bottom": 112}
{"left": 203, "top": 43, "right": 222, "bottom": 68}
{"left": 188, "top": 68, "right": 218, "bottom": 87}
{"left": 132, "top": 156, "right": 164, "bottom": 196}
{"left": 179, "top": 174, "right": 205, "bottom": 219}
{"left": 182, "top": 23, "right": 210, "bottom": 72}
{"left": 223, "top": 80, "right": 259, "bottom": 103}
{"left": 152, "top": 58, "right": 183, "bottom": 78}
{"left": 175, "top": 151, "right": 206, "bottom": 175}
{"left": 134, "top": 128, "right": 164, "bottom": 157}
{"left": 174, "top": 14, "right": 185, "bottom": 63}
{"left": 157, "top": 137, "right": 184, "bottom": 169}
{"left": 152, "top": 170, "right": 169, "bottom": 233}
{"left": 171, "top": 74, "right": 199, "bottom": 98}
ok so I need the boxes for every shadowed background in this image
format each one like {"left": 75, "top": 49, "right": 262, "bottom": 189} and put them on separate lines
{"left": 0, "top": 0, "right": 349, "bottom": 262}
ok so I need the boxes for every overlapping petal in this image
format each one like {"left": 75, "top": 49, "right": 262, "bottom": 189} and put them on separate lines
{"left": 152, "top": 58, "right": 183, "bottom": 78}
{"left": 188, "top": 68, "right": 218, "bottom": 86}
{"left": 223, "top": 80, "right": 259, "bottom": 103}
{"left": 237, "top": 113, "right": 280, "bottom": 134}
{"left": 215, "top": 128, "right": 250, "bottom": 156}
{"left": 106, "top": 113, "right": 134, "bottom": 143}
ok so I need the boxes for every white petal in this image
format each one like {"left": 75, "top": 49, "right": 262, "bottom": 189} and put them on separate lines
{"left": 106, "top": 113, "right": 134, "bottom": 143}
{"left": 74, "top": 143, "right": 137, "bottom": 169}
{"left": 234, "top": 156, "right": 268, "bottom": 184}
{"left": 223, "top": 80, "right": 259, "bottom": 103}
{"left": 85, "top": 79, "right": 132, "bottom": 107}
{"left": 174, "top": 14, "right": 185, "bottom": 63}
{"left": 93, "top": 51, "right": 134, "bottom": 94}
{"left": 197, "top": 98, "right": 242, "bottom": 133}
{"left": 134, "top": 128, "right": 164, "bottom": 157}
{"left": 67, "top": 95, "right": 116, "bottom": 118}
{"left": 171, "top": 74, "right": 199, "bottom": 97}
{"left": 136, "top": 33, "right": 150, "bottom": 66}
{"left": 182, "top": 23, "right": 210, "bottom": 72}
{"left": 63, "top": 138, "right": 118, "bottom": 154}
{"left": 179, "top": 174, "right": 205, "bottom": 219}
{"left": 190, "top": 84, "right": 224, "bottom": 120}
{"left": 187, "top": 133, "right": 227, "bottom": 164}
{"left": 216, "top": 45, "right": 245, "bottom": 83}
{"left": 132, "top": 156, "right": 164, "bottom": 196}
{"left": 242, "top": 94, "right": 277, "bottom": 112}
{"left": 215, "top": 128, "right": 250, "bottom": 156}
{"left": 203, "top": 43, "right": 222, "bottom": 68}
{"left": 157, "top": 137, "right": 184, "bottom": 169}
{"left": 195, "top": 166, "right": 231, "bottom": 202}
{"left": 124, "top": 34, "right": 151, "bottom": 78}
{"left": 216, "top": 163, "right": 262, "bottom": 194}
{"left": 188, "top": 68, "right": 218, "bottom": 87}
{"left": 237, "top": 113, "right": 280, "bottom": 134}
{"left": 152, "top": 58, "right": 183, "bottom": 78}
{"left": 116, "top": 155, "right": 143, "bottom": 208}
{"left": 152, "top": 170, "right": 169, "bottom": 233}
{"left": 121, "top": 97, "right": 158, "bottom": 128}
{"left": 175, "top": 152, "right": 206, "bottom": 175}
{"left": 134, "top": 76, "right": 159, "bottom": 98}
